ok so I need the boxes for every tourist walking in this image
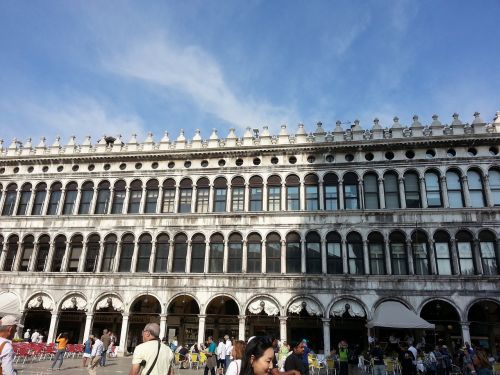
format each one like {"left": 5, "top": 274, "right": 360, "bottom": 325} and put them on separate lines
{"left": 88, "top": 336, "right": 104, "bottom": 375}
{"left": 100, "top": 329, "right": 111, "bottom": 366}
{"left": 225, "top": 335, "right": 233, "bottom": 371}
{"left": 225, "top": 340, "right": 246, "bottom": 375}
{"left": 217, "top": 337, "right": 227, "bottom": 374}
{"left": 129, "top": 323, "right": 174, "bottom": 375}
{"left": 204, "top": 336, "right": 218, "bottom": 375}
{"left": 82, "top": 334, "right": 94, "bottom": 367}
{"left": 51, "top": 332, "right": 68, "bottom": 370}
{"left": 0, "top": 315, "right": 24, "bottom": 375}
{"left": 338, "top": 341, "right": 349, "bottom": 375}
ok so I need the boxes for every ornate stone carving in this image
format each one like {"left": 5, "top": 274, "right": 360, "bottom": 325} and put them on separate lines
{"left": 61, "top": 295, "right": 87, "bottom": 311}
{"left": 247, "top": 298, "right": 279, "bottom": 316}
{"left": 95, "top": 296, "right": 124, "bottom": 312}
{"left": 288, "top": 299, "right": 322, "bottom": 316}
{"left": 330, "top": 300, "right": 366, "bottom": 317}
{"left": 26, "top": 294, "right": 54, "bottom": 311}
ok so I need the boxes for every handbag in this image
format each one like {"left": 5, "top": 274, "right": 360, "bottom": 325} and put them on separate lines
{"left": 139, "top": 340, "right": 161, "bottom": 375}
{"left": 207, "top": 354, "right": 217, "bottom": 369}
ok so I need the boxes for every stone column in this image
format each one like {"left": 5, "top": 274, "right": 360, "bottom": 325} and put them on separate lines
{"left": 173, "top": 186, "right": 180, "bottom": 213}
{"left": 363, "top": 240, "right": 370, "bottom": 275}
{"left": 149, "top": 240, "right": 157, "bottom": 273}
{"left": 42, "top": 186, "right": 51, "bottom": 215}
{"left": 118, "top": 314, "right": 129, "bottom": 355}
{"left": 44, "top": 239, "right": 56, "bottom": 272}
{"left": 60, "top": 241, "right": 71, "bottom": 272}
{"left": 90, "top": 188, "right": 99, "bottom": 214}
{"left": 238, "top": 315, "right": 246, "bottom": 341}
{"left": 122, "top": 187, "right": 131, "bottom": 214}
{"left": 73, "top": 188, "right": 83, "bottom": 214}
{"left": 26, "top": 187, "right": 36, "bottom": 215}
{"left": 299, "top": 181, "right": 305, "bottom": 211}
{"left": 167, "top": 240, "right": 175, "bottom": 273}
{"left": 281, "top": 240, "right": 286, "bottom": 274}
{"left": 406, "top": 240, "right": 415, "bottom": 275}
{"left": 384, "top": 240, "right": 392, "bottom": 275}
{"left": 95, "top": 241, "right": 105, "bottom": 273}
{"left": 342, "top": 240, "right": 348, "bottom": 274}
{"left": 472, "top": 239, "right": 483, "bottom": 275}
{"left": 83, "top": 313, "right": 94, "bottom": 341}
{"left": 440, "top": 176, "right": 450, "bottom": 208}
{"left": 378, "top": 178, "right": 385, "bottom": 209}
{"left": 0, "top": 242, "right": 7, "bottom": 271}
{"left": 281, "top": 183, "right": 287, "bottom": 211}
{"left": 261, "top": 240, "right": 267, "bottom": 274}
{"left": 322, "top": 318, "right": 331, "bottom": 355}
{"left": 107, "top": 187, "right": 115, "bottom": 214}
{"left": 338, "top": 181, "right": 344, "bottom": 210}
{"left": 0, "top": 187, "right": 6, "bottom": 214}
{"left": 186, "top": 240, "right": 193, "bottom": 273}
{"left": 428, "top": 239, "right": 437, "bottom": 275}
{"left": 113, "top": 241, "right": 123, "bottom": 272}
{"left": 241, "top": 240, "right": 248, "bottom": 273}
{"left": 321, "top": 239, "right": 327, "bottom": 274}
{"left": 460, "top": 321, "right": 471, "bottom": 344}
{"left": 262, "top": 183, "right": 268, "bottom": 211}
{"left": 244, "top": 183, "right": 250, "bottom": 211}
{"left": 204, "top": 242, "right": 210, "bottom": 273}
{"left": 139, "top": 186, "right": 147, "bottom": 214}
{"left": 191, "top": 186, "right": 197, "bottom": 213}
{"left": 11, "top": 189, "right": 21, "bottom": 216}
{"left": 77, "top": 240, "right": 89, "bottom": 272}
{"left": 461, "top": 176, "right": 471, "bottom": 207}
{"left": 223, "top": 240, "right": 229, "bottom": 273}
{"left": 47, "top": 312, "right": 60, "bottom": 343}
{"left": 398, "top": 178, "right": 406, "bottom": 209}
{"left": 301, "top": 239, "right": 306, "bottom": 273}
{"left": 17, "top": 311, "right": 26, "bottom": 338}
{"left": 159, "top": 314, "right": 168, "bottom": 341}
{"left": 28, "top": 241, "right": 39, "bottom": 271}
{"left": 279, "top": 316, "right": 287, "bottom": 343}
{"left": 197, "top": 315, "right": 206, "bottom": 344}
{"left": 57, "top": 188, "right": 66, "bottom": 215}
{"left": 318, "top": 182, "right": 324, "bottom": 210}
{"left": 483, "top": 175, "right": 493, "bottom": 207}
{"left": 358, "top": 180, "right": 364, "bottom": 210}
{"left": 207, "top": 184, "right": 214, "bottom": 213}
{"left": 450, "top": 239, "right": 460, "bottom": 275}
{"left": 420, "top": 177, "right": 428, "bottom": 208}
{"left": 12, "top": 241, "right": 23, "bottom": 271}
{"left": 157, "top": 186, "right": 163, "bottom": 214}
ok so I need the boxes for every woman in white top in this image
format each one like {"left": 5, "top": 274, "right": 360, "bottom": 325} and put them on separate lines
{"left": 226, "top": 340, "right": 246, "bottom": 375}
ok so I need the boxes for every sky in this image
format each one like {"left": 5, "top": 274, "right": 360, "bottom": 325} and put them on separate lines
{"left": 1, "top": 0, "right": 499, "bottom": 146}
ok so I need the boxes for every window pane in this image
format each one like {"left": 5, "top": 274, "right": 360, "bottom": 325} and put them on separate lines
{"left": 214, "top": 188, "right": 227, "bottom": 212}
{"left": 250, "top": 187, "right": 263, "bottom": 211}
{"left": 286, "top": 242, "right": 301, "bottom": 273}
{"left": 305, "top": 186, "right": 319, "bottom": 211}
{"left": 435, "top": 242, "right": 451, "bottom": 275}
{"left": 162, "top": 189, "right": 175, "bottom": 213}
{"left": 191, "top": 243, "right": 205, "bottom": 273}
{"left": 247, "top": 243, "right": 262, "bottom": 273}
{"left": 228, "top": 243, "right": 242, "bottom": 273}
{"left": 324, "top": 186, "right": 338, "bottom": 210}
{"left": 17, "top": 191, "right": 31, "bottom": 215}
{"left": 268, "top": 187, "right": 281, "bottom": 211}
{"left": 101, "top": 243, "right": 116, "bottom": 272}
{"left": 173, "top": 243, "right": 187, "bottom": 272}
{"left": 457, "top": 242, "right": 474, "bottom": 275}
{"left": 287, "top": 187, "right": 299, "bottom": 210}
{"left": 266, "top": 241, "right": 281, "bottom": 273}
{"left": 306, "top": 242, "right": 321, "bottom": 274}
{"left": 154, "top": 241, "right": 169, "bottom": 272}
{"left": 111, "top": 191, "right": 125, "bottom": 214}
{"left": 391, "top": 243, "right": 407, "bottom": 275}
{"left": 136, "top": 242, "right": 152, "bottom": 272}
{"left": 209, "top": 243, "right": 224, "bottom": 273}
{"left": 95, "top": 189, "right": 110, "bottom": 214}
{"left": 145, "top": 190, "right": 158, "bottom": 213}
{"left": 79, "top": 190, "right": 94, "bottom": 214}
{"left": 196, "top": 188, "right": 209, "bottom": 213}
{"left": 128, "top": 190, "right": 142, "bottom": 213}
{"left": 327, "top": 242, "right": 342, "bottom": 274}
{"left": 480, "top": 242, "right": 497, "bottom": 275}
{"left": 232, "top": 188, "right": 244, "bottom": 212}
{"left": 118, "top": 243, "right": 134, "bottom": 272}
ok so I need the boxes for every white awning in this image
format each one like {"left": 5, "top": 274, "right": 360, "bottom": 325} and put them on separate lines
{"left": 0, "top": 292, "right": 20, "bottom": 317}
{"left": 366, "top": 301, "right": 435, "bottom": 329}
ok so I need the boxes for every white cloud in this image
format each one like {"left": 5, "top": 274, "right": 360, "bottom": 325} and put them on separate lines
{"left": 104, "top": 36, "right": 296, "bottom": 131}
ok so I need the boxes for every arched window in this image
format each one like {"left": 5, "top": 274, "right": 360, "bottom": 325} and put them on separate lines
{"left": 326, "top": 231, "right": 342, "bottom": 274}
{"left": 118, "top": 234, "right": 134, "bottom": 272}
{"left": 31, "top": 183, "right": 47, "bottom": 215}
{"left": 209, "top": 233, "right": 224, "bottom": 273}
{"left": 347, "top": 232, "right": 363, "bottom": 274}
{"left": 3, "top": 235, "right": 19, "bottom": 271}
{"left": 489, "top": 168, "right": 500, "bottom": 206}
{"left": 249, "top": 176, "right": 263, "bottom": 211}
{"left": 47, "top": 182, "right": 62, "bottom": 215}
{"left": 161, "top": 179, "right": 176, "bottom": 213}
{"left": 191, "top": 233, "right": 206, "bottom": 273}
{"left": 95, "top": 181, "right": 111, "bottom": 214}
{"left": 434, "top": 231, "right": 452, "bottom": 275}
{"left": 412, "top": 230, "right": 430, "bottom": 275}
{"left": 101, "top": 234, "right": 117, "bottom": 272}
{"left": 368, "top": 232, "right": 385, "bottom": 275}
{"left": 136, "top": 234, "right": 152, "bottom": 272}
{"left": 1, "top": 183, "right": 18, "bottom": 216}
{"left": 306, "top": 231, "right": 321, "bottom": 274}
{"left": 196, "top": 178, "right": 210, "bottom": 213}
{"left": 79, "top": 181, "right": 94, "bottom": 214}
{"left": 456, "top": 230, "right": 475, "bottom": 275}
{"left": 286, "top": 232, "right": 301, "bottom": 273}
{"left": 144, "top": 179, "right": 159, "bottom": 214}
{"left": 324, "top": 173, "right": 339, "bottom": 210}
{"left": 286, "top": 175, "right": 300, "bottom": 210}
{"left": 364, "top": 173, "right": 379, "bottom": 209}
{"left": 383, "top": 171, "right": 400, "bottom": 209}
{"left": 228, "top": 233, "right": 243, "bottom": 273}
{"left": 68, "top": 234, "right": 83, "bottom": 272}
{"left": 213, "top": 177, "right": 227, "bottom": 212}
{"left": 35, "top": 235, "right": 50, "bottom": 271}
{"left": 84, "top": 234, "right": 100, "bottom": 272}
{"left": 128, "top": 179, "right": 143, "bottom": 214}
{"left": 404, "top": 171, "right": 421, "bottom": 208}
{"left": 111, "top": 180, "right": 126, "bottom": 214}
{"left": 343, "top": 172, "right": 359, "bottom": 209}
{"left": 304, "top": 174, "right": 319, "bottom": 211}
{"left": 425, "top": 171, "right": 442, "bottom": 207}
{"left": 178, "top": 179, "right": 193, "bottom": 213}
{"left": 446, "top": 170, "right": 464, "bottom": 208}
{"left": 267, "top": 175, "right": 282, "bottom": 212}
{"left": 62, "top": 182, "right": 78, "bottom": 215}
{"left": 479, "top": 230, "right": 498, "bottom": 275}
{"left": 266, "top": 232, "right": 281, "bottom": 273}
{"left": 172, "top": 233, "right": 188, "bottom": 272}
{"left": 231, "top": 177, "right": 245, "bottom": 212}
{"left": 154, "top": 233, "right": 169, "bottom": 272}
{"left": 247, "top": 233, "right": 262, "bottom": 273}
{"left": 467, "top": 169, "right": 485, "bottom": 207}
{"left": 17, "top": 183, "right": 32, "bottom": 215}
{"left": 19, "top": 235, "right": 34, "bottom": 271}
{"left": 51, "top": 235, "right": 66, "bottom": 272}
{"left": 389, "top": 231, "right": 408, "bottom": 275}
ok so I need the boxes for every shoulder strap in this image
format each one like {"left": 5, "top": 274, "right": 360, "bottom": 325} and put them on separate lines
{"left": 145, "top": 340, "right": 161, "bottom": 375}
{"left": 0, "top": 341, "right": 7, "bottom": 373}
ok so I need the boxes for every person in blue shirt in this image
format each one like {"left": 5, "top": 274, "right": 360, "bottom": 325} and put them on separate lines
{"left": 82, "top": 334, "right": 94, "bottom": 367}
{"left": 301, "top": 339, "right": 311, "bottom": 375}
{"left": 204, "top": 336, "right": 217, "bottom": 375}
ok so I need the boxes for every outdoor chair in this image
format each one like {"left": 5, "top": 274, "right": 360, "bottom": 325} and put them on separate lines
{"left": 325, "top": 358, "right": 336, "bottom": 375}
{"left": 309, "top": 357, "right": 325, "bottom": 375}
{"left": 493, "top": 363, "right": 500, "bottom": 375}
{"left": 384, "top": 359, "right": 396, "bottom": 375}
{"left": 199, "top": 352, "right": 207, "bottom": 367}
{"left": 190, "top": 353, "right": 200, "bottom": 369}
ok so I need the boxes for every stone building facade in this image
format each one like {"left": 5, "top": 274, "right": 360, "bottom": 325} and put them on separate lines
{"left": 0, "top": 112, "right": 499, "bottom": 356}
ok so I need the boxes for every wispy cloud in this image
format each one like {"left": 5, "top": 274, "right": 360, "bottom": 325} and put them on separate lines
{"left": 103, "top": 36, "right": 296, "bottom": 131}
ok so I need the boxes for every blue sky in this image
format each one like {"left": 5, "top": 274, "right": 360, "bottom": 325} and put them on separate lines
{"left": 1, "top": 0, "right": 499, "bottom": 146}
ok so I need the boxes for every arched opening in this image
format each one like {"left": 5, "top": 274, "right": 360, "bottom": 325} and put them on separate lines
{"left": 167, "top": 295, "right": 200, "bottom": 345}
{"left": 420, "top": 300, "right": 460, "bottom": 350}
{"left": 128, "top": 295, "right": 161, "bottom": 353}
{"left": 205, "top": 296, "right": 239, "bottom": 340}
{"left": 330, "top": 299, "right": 367, "bottom": 353}
{"left": 24, "top": 294, "right": 53, "bottom": 341}
{"left": 246, "top": 297, "right": 280, "bottom": 338}
{"left": 468, "top": 300, "right": 500, "bottom": 355}
{"left": 92, "top": 296, "right": 123, "bottom": 345}
{"left": 288, "top": 298, "right": 323, "bottom": 352}
{"left": 58, "top": 295, "right": 87, "bottom": 343}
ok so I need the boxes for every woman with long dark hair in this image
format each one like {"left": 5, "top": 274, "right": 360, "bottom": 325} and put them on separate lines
{"left": 240, "top": 336, "right": 275, "bottom": 375}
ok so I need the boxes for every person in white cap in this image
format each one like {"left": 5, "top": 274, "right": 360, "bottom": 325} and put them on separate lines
{"left": 0, "top": 314, "right": 23, "bottom": 375}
